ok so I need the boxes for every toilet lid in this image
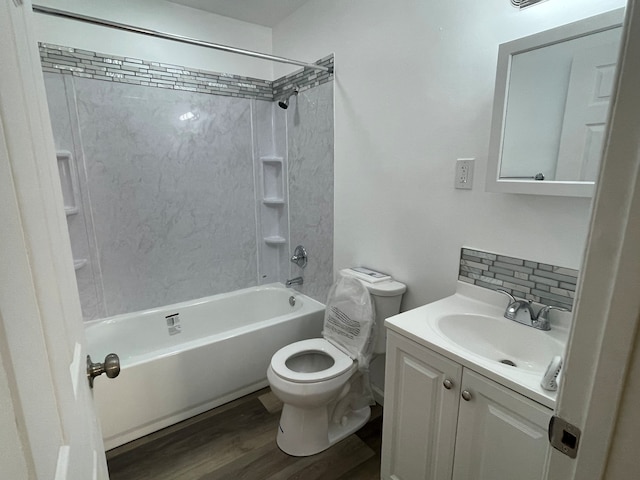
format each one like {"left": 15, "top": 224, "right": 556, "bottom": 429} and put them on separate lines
{"left": 271, "top": 338, "right": 354, "bottom": 383}
{"left": 322, "top": 275, "right": 375, "bottom": 364}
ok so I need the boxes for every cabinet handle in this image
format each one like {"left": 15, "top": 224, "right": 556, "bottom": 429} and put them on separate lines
{"left": 461, "top": 390, "right": 472, "bottom": 401}
{"left": 443, "top": 378, "right": 454, "bottom": 390}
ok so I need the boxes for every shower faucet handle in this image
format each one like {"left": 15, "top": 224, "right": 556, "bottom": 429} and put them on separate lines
{"left": 290, "top": 245, "right": 308, "bottom": 269}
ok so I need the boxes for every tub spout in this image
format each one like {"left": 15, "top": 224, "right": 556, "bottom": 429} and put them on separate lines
{"left": 286, "top": 276, "right": 303, "bottom": 287}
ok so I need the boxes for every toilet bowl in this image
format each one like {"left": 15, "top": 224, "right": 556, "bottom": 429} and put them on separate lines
{"left": 268, "top": 268, "right": 406, "bottom": 456}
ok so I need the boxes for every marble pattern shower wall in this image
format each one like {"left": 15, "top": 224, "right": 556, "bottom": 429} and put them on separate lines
{"left": 46, "top": 73, "right": 259, "bottom": 318}
{"left": 45, "top": 74, "right": 106, "bottom": 320}
{"left": 79, "top": 77, "right": 259, "bottom": 315}
{"left": 43, "top": 50, "right": 335, "bottom": 319}
{"left": 286, "top": 82, "right": 334, "bottom": 303}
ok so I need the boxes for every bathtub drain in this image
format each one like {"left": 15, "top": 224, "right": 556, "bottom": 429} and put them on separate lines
{"left": 289, "top": 296, "right": 296, "bottom": 307}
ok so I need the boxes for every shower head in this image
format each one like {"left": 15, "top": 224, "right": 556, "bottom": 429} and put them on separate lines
{"left": 278, "top": 87, "right": 299, "bottom": 109}
{"left": 278, "top": 98, "right": 289, "bottom": 109}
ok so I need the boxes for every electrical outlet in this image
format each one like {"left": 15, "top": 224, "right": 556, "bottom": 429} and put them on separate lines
{"left": 455, "top": 158, "right": 475, "bottom": 190}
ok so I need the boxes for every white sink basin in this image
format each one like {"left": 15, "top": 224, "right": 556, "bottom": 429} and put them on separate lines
{"left": 435, "top": 313, "right": 565, "bottom": 373}
{"left": 385, "top": 281, "right": 571, "bottom": 408}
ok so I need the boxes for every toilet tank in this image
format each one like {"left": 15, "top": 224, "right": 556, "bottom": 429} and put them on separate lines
{"left": 340, "top": 268, "right": 407, "bottom": 354}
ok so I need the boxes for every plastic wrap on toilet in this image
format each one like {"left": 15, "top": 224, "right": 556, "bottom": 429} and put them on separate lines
{"left": 322, "top": 275, "right": 376, "bottom": 409}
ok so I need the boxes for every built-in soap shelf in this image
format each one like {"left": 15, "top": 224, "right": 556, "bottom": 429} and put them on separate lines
{"left": 263, "top": 198, "right": 285, "bottom": 206}
{"left": 57, "top": 150, "right": 86, "bottom": 274}
{"left": 261, "top": 156, "right": 284, "bottom": 203}
{"left": 57, "top": 150, "right": 80, "bottom": 215}
{"left": 264, "top": 236, "right": 286, "bottom": 245}
{"left": 260, "top": 156, "right": 286, "bottom": 247}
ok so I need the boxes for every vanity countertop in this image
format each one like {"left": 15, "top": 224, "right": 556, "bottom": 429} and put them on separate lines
{"left": 385, "top": 282, "right": 571, "bottom": 409}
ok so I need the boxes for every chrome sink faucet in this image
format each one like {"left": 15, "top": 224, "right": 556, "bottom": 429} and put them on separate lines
{"left": 497, "top": 290, "right": 567, "bottom": 331}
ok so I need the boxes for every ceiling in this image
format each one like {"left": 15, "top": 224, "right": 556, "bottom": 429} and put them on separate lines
{"left": 165, "top": 0, "right": 311, "bottom": 27}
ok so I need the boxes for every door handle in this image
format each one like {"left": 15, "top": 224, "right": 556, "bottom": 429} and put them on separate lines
{"left": 87, "top": 353, "right": 120, "bottom": 388}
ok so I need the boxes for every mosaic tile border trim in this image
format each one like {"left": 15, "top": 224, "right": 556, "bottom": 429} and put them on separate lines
{"left": 458, "top": 247, "right": 578, "bottom": 311}
{"left": 272, "top": 54, "right": 334, "bottom": 100}
{"left": 39, "top": 43, "right": 334, "bottom": 102}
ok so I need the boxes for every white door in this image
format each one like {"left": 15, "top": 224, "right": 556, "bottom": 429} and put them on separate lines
{"left": 381, "top": 331, "right": 462, "bottom": 480}
{"left": 545, "top": 1, "right": 640, "bottom": 479}
{"left": 0, "top": 1, "right": 109, "bottom": 479}
{"left": 452, "top": 370, "right": 552, "bottom": 480}
{"left": 555, "top": 41, "right": 619, "bottom": 182}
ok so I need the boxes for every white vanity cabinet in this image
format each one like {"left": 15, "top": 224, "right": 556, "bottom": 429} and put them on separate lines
{"left": 451, "top": 369, "right": 552, "bottom": 480}
{"left": 381, "top": 331, "right": 462, "bottom": 480}
{"left": 381, "top": 330, "right": 553, "bottom": 480}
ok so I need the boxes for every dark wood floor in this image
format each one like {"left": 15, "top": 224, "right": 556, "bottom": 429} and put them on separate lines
{"left": 106, "top": 388, "right": 383, "bottom": 480}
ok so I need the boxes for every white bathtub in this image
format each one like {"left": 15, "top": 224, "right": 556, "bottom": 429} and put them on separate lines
{"left": 85, "top": 283, "right": 325, "bottom": 450}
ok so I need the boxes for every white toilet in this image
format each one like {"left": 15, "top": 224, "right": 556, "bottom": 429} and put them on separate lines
{"left": 267, "top": 268, "right": 406, "bottom": 456}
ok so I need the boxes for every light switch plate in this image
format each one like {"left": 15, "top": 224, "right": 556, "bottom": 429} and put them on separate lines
{"left": 455, "top": 158, "right": 475, "bottom": 190}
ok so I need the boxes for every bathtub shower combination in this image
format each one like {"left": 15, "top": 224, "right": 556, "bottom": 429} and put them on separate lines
{"left": 41, "top": 17, "right": 334, "bottom": 450}
{"left": 86, "top": 284, "right": 324, "bottom": 450}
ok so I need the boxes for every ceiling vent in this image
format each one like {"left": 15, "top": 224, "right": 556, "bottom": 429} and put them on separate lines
{"left": 511, "top": 0, "right": 546, "bottom": 9}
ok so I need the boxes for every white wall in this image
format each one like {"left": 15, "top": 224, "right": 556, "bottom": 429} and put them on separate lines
{"left": 272, "top": 0, "right": 627, "bottom": 310}
{"left": 33, "top": 0, "right": 274, "bottom": 79}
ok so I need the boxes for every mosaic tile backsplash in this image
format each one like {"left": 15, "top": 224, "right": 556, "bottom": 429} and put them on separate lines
{"left": 458, "top": 248, "right": 578, "bottom": 311}
{"left": 39, "top": 43, "right": 333, "bottom": 101}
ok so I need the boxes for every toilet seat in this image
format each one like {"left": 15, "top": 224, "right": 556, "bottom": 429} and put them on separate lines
{"left": 271, "top": 338, "right": 354, "bottom": 383}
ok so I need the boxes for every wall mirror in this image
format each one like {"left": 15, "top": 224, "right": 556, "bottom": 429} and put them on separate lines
{"left": 486, "top": 8, "right": 625, "bottom": 197}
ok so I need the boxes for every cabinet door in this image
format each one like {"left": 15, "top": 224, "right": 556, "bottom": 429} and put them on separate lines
{"left": 381, "top": 331, "right": 462, "bottom": 480}
{"left": 452, "top": 370, "right": 553, "bottom": 480}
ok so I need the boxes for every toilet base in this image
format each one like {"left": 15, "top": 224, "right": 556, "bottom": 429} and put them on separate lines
{"left": 276, "top": 404, "right": 371, "bottom": 457}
